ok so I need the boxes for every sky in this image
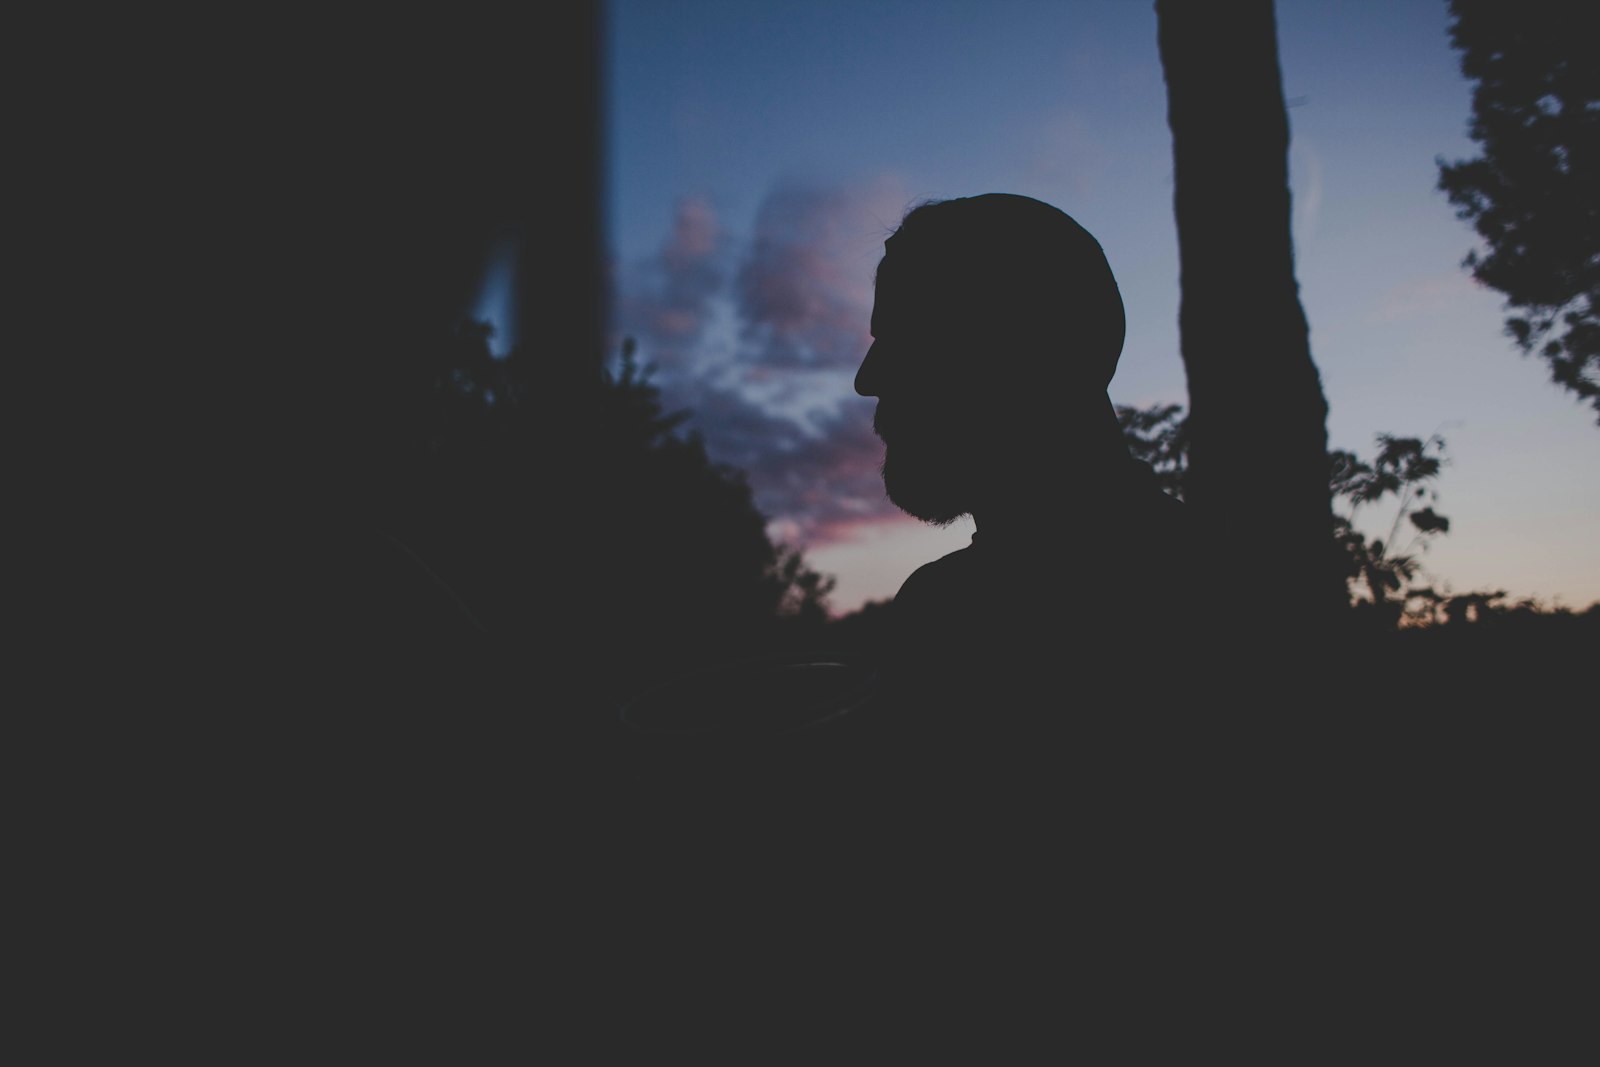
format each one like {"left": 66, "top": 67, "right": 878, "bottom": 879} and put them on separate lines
{"left": 574, "top": 0, "right": 1599, "bottom": 617}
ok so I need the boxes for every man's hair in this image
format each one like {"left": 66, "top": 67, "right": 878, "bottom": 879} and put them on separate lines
{"left": 883, "top": 193, "right": 1126, "bottom": 390}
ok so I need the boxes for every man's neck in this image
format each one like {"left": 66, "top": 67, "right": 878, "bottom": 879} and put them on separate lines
{"left": 970, "top": 453, "right": 1146, "bottom": 546}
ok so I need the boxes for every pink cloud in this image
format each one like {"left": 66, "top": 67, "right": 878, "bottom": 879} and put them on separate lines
{"left": 734, "top": 181, "right": 894, "bottom": 369}
{"left": 615, "top": 195, "right": 730, "bottom": 365}
{"left": 663, "top": 195, "right": 720, "bottom": 266}
{"left": 611, "top": 177, "right": 925, "bottom": 560}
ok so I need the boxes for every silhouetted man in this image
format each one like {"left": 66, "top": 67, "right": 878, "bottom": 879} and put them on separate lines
{"left": 854, "top": 194, "right": 1205, "bottom": 737}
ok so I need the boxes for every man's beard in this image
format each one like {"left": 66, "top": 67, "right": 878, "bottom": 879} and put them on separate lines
{"left": 880, "top": 439, "right": 975, "bottom": 526}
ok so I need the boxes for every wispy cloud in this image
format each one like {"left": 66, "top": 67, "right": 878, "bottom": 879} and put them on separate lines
{"left": 1370, "top": 270, "right": 1485, "bottom": 325}
{"left": 613, "top": 178, "right": 914, "bottom": 549}
{"left": 667, "top": 381, "right": 896, "bottom": 547}
{"left": 734, "top": 182, "right": 883, "bottom": 370}
{"left": 1291, "top": 134, "right": 1323, "bottom": 247}
{"left": 1021, "top": 108, "right": 1106, "bottom": 201}
{"left": 613, "top": 195, "right": 730, "bottom": 369}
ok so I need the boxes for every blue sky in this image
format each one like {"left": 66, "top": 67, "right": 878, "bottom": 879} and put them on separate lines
{"left": 589, "top": 0, "right": 1599, "bottom": 616}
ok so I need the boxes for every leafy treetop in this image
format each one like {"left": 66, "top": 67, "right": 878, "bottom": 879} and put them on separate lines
{"left": 1437, "top": 0, "right": 1600, "bottom": 421}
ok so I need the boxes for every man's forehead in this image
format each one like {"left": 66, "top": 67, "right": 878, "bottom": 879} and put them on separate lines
{"left": 873, "top": 253, "right": 940, "bottom": 308}
{"left": 870, "top": 260, "right": 920, "bottom": 336}
{"left": 873, "top": 252, "right": 982, "bottom": 329}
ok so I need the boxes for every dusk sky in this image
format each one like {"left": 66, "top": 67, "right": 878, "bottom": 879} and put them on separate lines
{"left": 578, "top": 0, "right": 1599, "bottom": 616}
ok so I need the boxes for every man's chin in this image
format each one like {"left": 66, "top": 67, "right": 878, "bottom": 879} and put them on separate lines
{"left": 883, "top": 460, "right": 969, "bottom": 526}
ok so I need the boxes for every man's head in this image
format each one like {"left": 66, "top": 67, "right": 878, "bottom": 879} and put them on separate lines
{"left": 854, "top": 193, "right": 1127, "bottom": 524}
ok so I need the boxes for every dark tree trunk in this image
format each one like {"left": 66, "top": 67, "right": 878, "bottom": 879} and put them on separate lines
{"left": 1156, "top": 0, "right": 1347, "bottom": 642}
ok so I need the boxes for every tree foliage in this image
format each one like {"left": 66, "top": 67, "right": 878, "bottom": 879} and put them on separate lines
{"left": 1116, "top": 402, "right": 1189, "bottom": 500}
{"left": 1437, "top": 0, "right": 1600, "bottom": 420}
{"left": 1118, "top": 405, "right": 1462, "bottom": 628}
{"left": 382, "top": 325, "right": 836, "bottom": 697}
{"left": 1328, "top": 433, "right": 1451, "bottom": 627}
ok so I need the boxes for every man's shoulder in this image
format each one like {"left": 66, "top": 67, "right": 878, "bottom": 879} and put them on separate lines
{"left": 900, "top": 541, "right": 978, "bottom": 584}
{"left": 891, "top": 542, "right": 982, "bottom": 618}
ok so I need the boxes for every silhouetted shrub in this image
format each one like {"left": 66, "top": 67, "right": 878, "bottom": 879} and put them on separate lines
{"left": 374, "top": 326, "right": 835, "bottom": 704}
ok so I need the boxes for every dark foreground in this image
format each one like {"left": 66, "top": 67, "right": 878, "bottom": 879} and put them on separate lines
{"left": 61, "top": 604, "right": 1593, "bottom": 1056}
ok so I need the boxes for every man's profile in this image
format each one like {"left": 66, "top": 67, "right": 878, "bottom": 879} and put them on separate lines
{"left": 854, "top": 193, "right": 1204, "bottom": 730}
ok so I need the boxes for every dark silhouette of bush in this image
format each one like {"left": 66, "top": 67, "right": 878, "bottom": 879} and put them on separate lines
{"left": 1113, "top": 400, "right": 1597, "bottom": 658}
{"left": 370, "top": 326, "right": 836, "bottom": 712}
{"left": 1118, "top": 403, "right": 1456, "bottom": 627}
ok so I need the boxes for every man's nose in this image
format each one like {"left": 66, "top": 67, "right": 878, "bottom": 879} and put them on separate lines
{"left": 855, "top": 342, "right": 881, "bottom": 397}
